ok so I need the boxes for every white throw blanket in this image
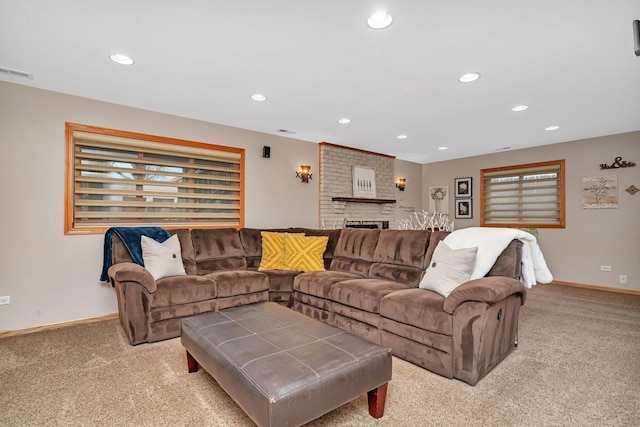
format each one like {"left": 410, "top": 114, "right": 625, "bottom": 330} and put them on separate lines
{"left": 443, "top": 227, "right": 553, "bottom": 288}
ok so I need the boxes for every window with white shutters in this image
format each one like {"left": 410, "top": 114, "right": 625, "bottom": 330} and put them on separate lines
{"left": 481, "top": 160, "right": 565, "bottom": 228}
{"left": 65, "top": 123, "right": 244, "bottom": 234}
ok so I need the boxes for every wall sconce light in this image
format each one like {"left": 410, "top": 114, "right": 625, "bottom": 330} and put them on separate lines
{"left": 296, "top": 165, "right": 312, "bottom": 183}
{"left": 396, "top": 178, "right": 406, "bottom": 191}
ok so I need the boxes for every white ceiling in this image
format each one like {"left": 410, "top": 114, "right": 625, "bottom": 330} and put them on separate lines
{"left": 1, "top": 1, "right": 639, "bottom": 164}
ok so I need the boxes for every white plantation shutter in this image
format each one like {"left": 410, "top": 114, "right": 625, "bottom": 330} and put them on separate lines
{"left": 65, "top": 123, "right": 244, "bottom": 233}
{"left": 481, "top": 160, "right": 565, "bottom": 228}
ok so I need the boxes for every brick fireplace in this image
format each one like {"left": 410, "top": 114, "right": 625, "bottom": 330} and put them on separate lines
{"left": 319, "top": 143, "right": 396, "bottom": 229}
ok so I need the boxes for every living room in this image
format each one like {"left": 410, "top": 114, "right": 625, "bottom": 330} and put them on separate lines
{"left": 1, "top": 2, "right": 639, "bottom": 425}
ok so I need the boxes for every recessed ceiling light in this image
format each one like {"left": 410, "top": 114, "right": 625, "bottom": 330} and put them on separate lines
{"left": 438, "top": 146, "right": 448, "bottom": 151}
{"left": 338, "top": 118, "right": 351, "bottom": 124}
{"left": 545, "top": 125, "right": 560, "bottom": 131}
{"left": 367, "top": 11, "right": 393, "bottom": 29}
{"left": 458, "top": 72, "right": 481, "bottom": 83}
{"left": 109, "top": 53, "right": 134, "bottom": 65}
{"left": 251, "top": 94, "right": 267, "bottom": 102}
{"left": 397, "top": 135, "right": 408, "bottom": 140}
{"left": 512, "top": 105, "right": 529, "bottom": 112}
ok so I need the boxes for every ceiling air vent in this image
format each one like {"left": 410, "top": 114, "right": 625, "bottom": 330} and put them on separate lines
{"left": 0, "top": 66, "right": 33, "bottom": 79}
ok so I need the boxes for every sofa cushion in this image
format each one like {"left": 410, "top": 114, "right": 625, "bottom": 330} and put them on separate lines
{"left": 333, "top": 228, "right": 380, "bottom": 260}
{"left": 141, "top": 234, "right": 186, "bottom": 280}
{"left": 330, "top": 228, "right": 379, "bottom": 276}
{"left": 419, "top": 241, "right": 478, "bottom": 297}
{"left": 261, "top": 270, "right": 301, "bottom": 292}
{"left": 368, "top": 264, "right": 426, "bottom": 288}
{"left": 168, "top": 229, "right": 197, "bottom": 275}
{"left": 293, "top": 271, "right": 362, "bottom": 299}
{"left": 149, "top": 275, "right": 217, "bottom": 308}
{"left": 486, "top": 239, "right": 523, "bottom": 280}
{"left": 330, "top": 279, "right": 410, "bottom": 314}
{"left": 205, "top": 270, "right": 269, "bottom": 298}
{"left": 424, "top": 231, "right": 450, "bottom": 268}
{"left": 284, "top": 234, "right": 329, "bottom": 272}
{"left": 192, "top": 228, "right": 247, "bottom": 274}
{"left": 373, "top": 230, "right": 430, "bottom": 269}
{"left": 379, "top": 288, "right": 452, "bottom": 336}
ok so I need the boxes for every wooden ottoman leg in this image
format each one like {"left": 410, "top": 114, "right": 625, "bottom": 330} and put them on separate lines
{"left": 367, "top": 383, "right": 388, "bottom": 418}
{"left": 186, "top": 350, "right": 199, "bottom": 373}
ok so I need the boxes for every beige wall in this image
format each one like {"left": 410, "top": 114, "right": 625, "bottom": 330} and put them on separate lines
{"left": 393, "top": 159, "right": 423, "bottom": 225}
{"left": 1, "top": 80, "right": 636, "bottom": 332}
{"left": 422, "top": 132, "right": 640, "bottom": 291}
{"left": 0, "top": 82, "right": 320, "bottom": 331}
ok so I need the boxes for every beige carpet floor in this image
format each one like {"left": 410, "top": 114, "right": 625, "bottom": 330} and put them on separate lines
{"left": 1, "top": 283, "right": 639, "bottom": 426}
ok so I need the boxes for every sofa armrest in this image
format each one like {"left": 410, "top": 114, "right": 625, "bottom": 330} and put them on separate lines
{"left": 108, "top": 262, "right": 157, "bottom": 293}
{"left": 443, "top": 276, "right": 527, "bottom": 314}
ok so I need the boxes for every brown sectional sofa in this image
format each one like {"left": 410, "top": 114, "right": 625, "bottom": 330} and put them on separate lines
{"left": 293, "top": 228, "right": 526, "bottom": 385}
{"left": 108, "top": 226, "right": 526, "bottom": 385}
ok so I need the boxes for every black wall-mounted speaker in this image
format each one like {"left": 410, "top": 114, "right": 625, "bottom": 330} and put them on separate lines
{"left": 263, "top": 146, "right": 271, "bottom": 158}
{"left": 634, "top": 20, "right": 640, "bottom": 57}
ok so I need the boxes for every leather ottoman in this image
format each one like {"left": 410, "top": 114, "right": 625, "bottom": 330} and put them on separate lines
{"left": 181, "top": 302, "right": 392, "bottom": 427}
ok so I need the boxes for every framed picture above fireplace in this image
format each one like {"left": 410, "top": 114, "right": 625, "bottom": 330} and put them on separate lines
{"left": 353, "top": 166, "right": 376, "bottom": 198}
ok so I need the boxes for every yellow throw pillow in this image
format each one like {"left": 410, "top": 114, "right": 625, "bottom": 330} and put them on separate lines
{"left": 284, "top": 234, "right": 329, "bottom": 272}
{"left": 258, "top": 232, "right": 303, "bottom": 270}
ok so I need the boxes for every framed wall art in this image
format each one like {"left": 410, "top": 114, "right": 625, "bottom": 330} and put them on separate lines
{"left": 352, "top": 166, "right": 376, "bottom": 198}
{"left": 428, "top": 186, "right": 449, "bottom": 214}
{"left": 454, "top": 177, "right": 472, "bottom": 198}
{"left": 582, "top": 175, "right": 618, "bottom": 209}
{"left": 455, "top": 199, "right": 473, "bottom": 219}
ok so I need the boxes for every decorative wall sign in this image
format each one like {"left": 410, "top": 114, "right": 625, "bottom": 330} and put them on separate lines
{"left": 582, "top": 175, "right": 618, "bottom": 209}
{"left": 428, "top": 186, "right": 449, "bottom": 214}
{"left": 625, "top": 185, "right": 639, "bottom": 195}
{"left": 455, "top": 199, "right": 473, "bottom": 219}
{"left": 352, "top": 166, "right": 377, "bottom": 198}
{"left": 454, "top": 177, "right": 472, "bottom": 198}
{"left": 599, "top": 156, "right": 636, "bottom": 170}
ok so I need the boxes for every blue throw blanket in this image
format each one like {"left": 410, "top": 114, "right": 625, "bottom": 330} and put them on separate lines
{"left": 100, "top": 227, "right": 170, "bottom": 283}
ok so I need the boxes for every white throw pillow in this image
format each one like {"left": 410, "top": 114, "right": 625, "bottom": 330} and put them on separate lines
{"left": 419, "top": 241, "right": 478, "bottom": 297}
{"left": 141, "top": 234, "right": 186, "bottom": 280}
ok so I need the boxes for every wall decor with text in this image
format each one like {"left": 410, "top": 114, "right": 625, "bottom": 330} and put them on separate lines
{"left": 599, "top": 156, "right": 635, "bottom": 170}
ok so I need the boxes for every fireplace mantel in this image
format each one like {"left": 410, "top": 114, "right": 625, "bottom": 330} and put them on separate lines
{"left": 332, "top": 197, "right": 396, "bottom": 204}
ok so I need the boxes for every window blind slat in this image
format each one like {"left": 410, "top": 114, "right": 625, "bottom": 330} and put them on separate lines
{"left": 75, "top": 187, "right": 241, "bottom": 200}
{"left": 74, "top": 131, "right": 241, "bottom": 162}
{"left": 483, "top": 165, "right": 560, "bottom": 177}
{"left": 74, "top": 211, "right": 240, "bottom": 219}
{"left": 76, "top": 200, "right": 241, "bottom": 210}
{"left": 76, "top": 176, "right": 240, "bottom": 192}
{"left": 76, "top": 152, "right": 240, "bottom": 174}
{"left": 76, "top": 163, "right": 241, "bottom": 182}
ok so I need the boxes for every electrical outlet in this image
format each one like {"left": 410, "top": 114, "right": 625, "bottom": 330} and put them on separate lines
{"left": 600, "top": 265, "right": 612, "bottom": 272}
{"left": 619, "top": 275, "right": 628, "bottom": 284}
{"left": 0, "top": 296, "right": 10, "bottom": 305}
